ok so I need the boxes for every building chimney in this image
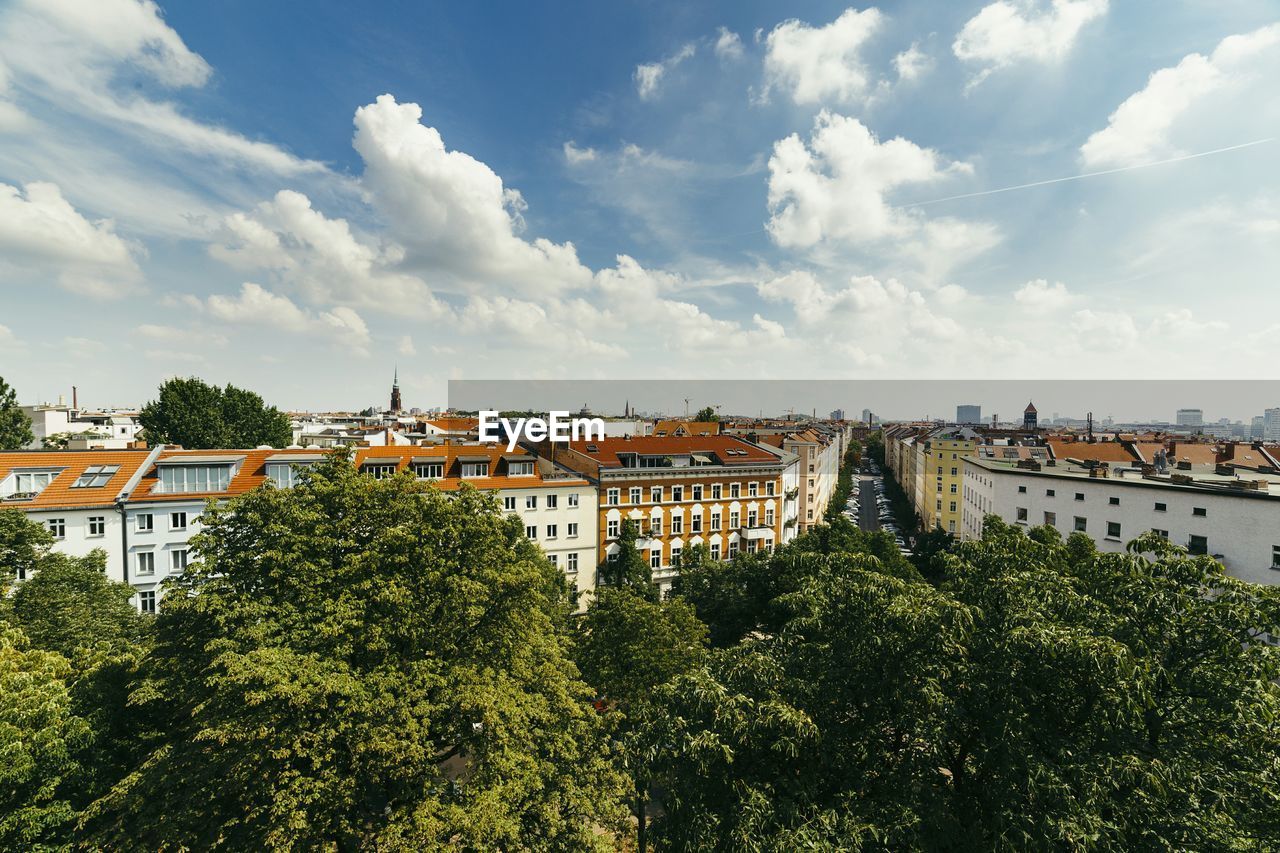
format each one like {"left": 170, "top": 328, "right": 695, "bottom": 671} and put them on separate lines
{"left": 72, "top": 386, "right": 78, "bottom": 410}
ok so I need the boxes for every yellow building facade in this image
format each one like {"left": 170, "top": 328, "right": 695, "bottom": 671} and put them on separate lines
{"left": 920, "top": 433, "right": 977, "bottom": 534}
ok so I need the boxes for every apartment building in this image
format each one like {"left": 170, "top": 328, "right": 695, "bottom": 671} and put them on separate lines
{"left": 917, "top": 428, "right": 979, "bottom": 534}
{"left": 723, "top": 421, "right": 850, "bottom": 533}
{"left": 2, "top": 445, "right": 597, "bottom": 612}
{"left": 544, "top": 436, "right": 786, "bottom": 596}
{"left": 961, "top": 456, "right": 1280, "bottom": 586}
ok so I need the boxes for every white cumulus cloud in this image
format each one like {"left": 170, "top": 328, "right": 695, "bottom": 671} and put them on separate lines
{"left": 954, "top": 0, "right": 1108, "bottom": 84}
{"left": 1014, "top": 278, "right": 1073, "bottom": 312}
{"left": 762, "top": 8, "right": 884, "bottom": 105}
{"left": 204, "top": 282, "right": 372, "bottom": 355}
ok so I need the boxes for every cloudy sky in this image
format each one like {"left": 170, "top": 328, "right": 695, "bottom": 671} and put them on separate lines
{"left": 1, "top": 0, "right": 1277, "bottom": 411}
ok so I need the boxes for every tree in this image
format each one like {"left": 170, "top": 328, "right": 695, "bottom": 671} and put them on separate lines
{"left": 598, "top": 519, "right": 656, "bottom": 599}
{"left": 693, "top": 406, "right": 718, "bottom": 423}
{"left": 139, "top": 377, "right": 291, "bottom": 449}
{"left": 83, "top": 456, "right": 626, "bottom": 850}
{"left": 0, "top": 625, "right": 91, "bottom": 849}
{"left": 0, "top": 508, "right": 54, "bottom": 594}
{"left": 0, "top": 375, "right": 33, "bottom": 450}
{"left": 7, "top": 549, "right": 145, "bottom": 658}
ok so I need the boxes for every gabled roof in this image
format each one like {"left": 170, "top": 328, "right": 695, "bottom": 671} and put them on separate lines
{"left": 653, "top": 420, "right": 720, "bottom": 437}
{"left": 0, "top": 449, "right": 156, "bottom": 509}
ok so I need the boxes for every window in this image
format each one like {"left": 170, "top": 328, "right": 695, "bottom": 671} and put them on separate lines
{"left": 12, "top": 470, "right": 59, "bottom": 495}
{"left": 711, "top": 484, "right": 722, "bottom": 500}
{"left": 630, "top": 487, "right": 642, "bottom": 504}
{"left": 728, "top": 541, "right": 739, "bottom": 559}
{"left": 1018, "top": 485, "right": 1027, "bottom": 494}
{"left": 950, "top": 484, "right": 957, "bottom": 494}
{"left": 730, "top": 483, "right": 741, "bottom": 498}
{"left": 158, "top": 464, "right": 232, "bottom": 494}
{"left": 414, "top": 462, "right": 444, "bottom": 479}
{"left": 608, "top": 552, "right": 619, "bottom": 563}
{"left": 136, "top": 551, "right": 155, "bottom": 575}
{"left": 365, "top": 463, "right": 398, "bottom": 480}
{"left": 1044, "top": 511, "right": 1056, "bottom": 526}
{"left": 567, "top": 552, "right": 579, "bottom": 572}
{"left": 170, "top": 512, "right": 187, "bottom": 531}
{"left": 710, "top": 542, "right": 721, "bottom": 560}
{"left": 729, "top": 510, "right": 740, "bottom": 528}
{"left": 1109, "top": 496, "right": 1120, "bottom": 506}
{"left": 1272, "top": 545, "right": 1280, "bottom": 569}
{"left": 508, "top": 461, "right": 535, "bottom": 477}
{"left": 1154, "top": 502, "right": 1167, "bottom": 512}
{"left": 1016, "top": 507, "right": 1028, "bottom": 523}
{"left": 765, "top": 481, "right": 775, "bottom": 496}
{"left": 692, "top": 485, "right": 703, "bottom": 501}
{"left": 710, "top": 511, "right": 721, "bottom": 530}
{"left": 607, "top": 519, "right": 620, "bottom": 538}
{"left": 1192, "top": 507, "right": 1207, "bottom": 517}
{"left": 670, "top": 545, "right": 682, "bottom": 566}
{"left": 136, "top": 513, "right": 153, "bottom": 533}
{"left": 950, "top": 467, "right": 957, "bottom": 476}
{"left": 1046, "top": 489, "right": 1055, "bottom": 497}
{"left": 503, "top": 496, "right": 516, "bottom": 511}
{"left": 72, "top": 465, "right": 120, "bottom": 488}
{"left": 546, "top": 494, "right": 557, "bottom": 509}
{"left": 138, "top": 590, "right": 156, "bottom": 614}
{"left": 1074, "top": 517, "right": 1087, "bottom": 532}
{"left": 606, "top": 488, "right": 619, "bottom": 506}
{"left": 525, "top": 525, "right": 537, "bottom": 540}
{"left": 548, "top": 554, "right": 558, "bottom": 566}
{"left": 747, "top": 509, "right": 757, "bottom": 527}
{"left": 567, "top": 522, "right": 578, "bottom": 537}
{"left": 170, "top": 549, "right": 189, "bottom": 571}
{"left": 691, "top": 512, "right": 702, "bottom": 533}
{"left": 460, "top": 462, "right": 489, "bottom": 479}
{"left": 671, "top": 516, "right": 683, "bottom": 534}
{"left": 651, "top": 486, "right": 663, "bottom": 503}
{"left": 747, "top": 482, "right": 758, "bottom": 497}
{"left": 88, "top": 516, "right": 105, "bottom": 537}
{"left": 650, "top": 518, "right": 662, "bottom": 536}
{"left": 47, "top": 518, "right": 65, "bottom": 539}
{"left": 1075, "top": 493, "right": 1085, "bottom": 501}
{"left": 765, "top": 508, "right": 775, "bottom": 526}
{"left": 1107, "top": 522, "right": 1122, "bottom": 539}
{"left": 650, "top": 550, "right": 661, "bottom": 569}
{"left": 267, "top": 462, "right": 314, "bottom": 488}
{"left": 525, "top": 495, "right": 538, "bottom": 510}
{"left": 1154, "top": 529, "right": 1169, "bottom": 539}
{"left": 1188, "top": 535, "right": 1208, "bottom": 555}
{"left": 545, "top": 524, "right": 557, "bottom": 539}
{"left": 567, "top": 493, "right": 579, "bottom": 508}
{"left": 672, "top": 486, "right": 684, "bottom": 502}
{"left": 949, "top": 501, "right": 957, "bottom": 513}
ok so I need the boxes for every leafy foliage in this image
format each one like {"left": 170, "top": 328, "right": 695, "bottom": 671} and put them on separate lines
{"left": 598, "top": 518, "right": 656, "bottom": 599}
{"left": 693, "top": 406, "right": 719, "bottom": 423}
{"left": 7, "top": 548, "right": 144, "bottom": 658}
{"left": 0, "top": 508, "right": 54, "bottom": 594}
{"left": 0, "top": 375, "right": 33, "bottom": 450}
{"left": 139, "top": 376, "right": 291, "bottom": 449}
{"left": 84, "top": 456, "right": 626, "bottom": 850}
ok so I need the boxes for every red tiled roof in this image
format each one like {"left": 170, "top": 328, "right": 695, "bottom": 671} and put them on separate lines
{"left": 1047, "top": 439, "right": 1135, "bottom": 464}
{"left": 0, "top": 449, "right": 156, "bottom": 510}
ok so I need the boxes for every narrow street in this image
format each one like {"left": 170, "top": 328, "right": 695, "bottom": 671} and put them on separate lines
{"left": 857, "top": 473, "right": 878, "bottom": 532}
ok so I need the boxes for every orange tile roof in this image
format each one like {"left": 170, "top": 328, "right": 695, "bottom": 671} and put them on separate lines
{"left": 424, "top": 417, "right": 479, "bottom": 432}
{"left": 0, "top": 449, "right": 157, "bottom": 510}
{"left": 567, "top": 435, "right": 778, "bottom": 467}
{"left": 1169, "top": 442, "right": 1218, "bottom": 465}
{"left": 653, "top": 420, "right": 720, "bottom": 437}
{"left": 1047, "top": 439, "right": 1136, "bottom": 464}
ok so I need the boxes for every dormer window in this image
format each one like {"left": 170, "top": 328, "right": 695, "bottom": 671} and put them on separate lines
{"left": 3, "top": 469, "right": 63, "bottom": 500}
{"left": 72, "top": 465, "right": 120, "bottom": 488}
{"left": 156, "top": 458, "right": 239, "bottom": 494}
{"left": 507, "top": 461, "right": 535, "bottom": 477}
{"left": 363, "top": 463, "right": 399, "bottom": 480}
{"left": 461, "top": 462, "right": 490, "bottom": 479}
{"left": 414, "top": 462, "right": 445, "bottom": 479}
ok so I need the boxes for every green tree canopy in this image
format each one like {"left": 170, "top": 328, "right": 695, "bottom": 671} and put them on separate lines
{"left": 693, "top": 406, "right": 719, "bottom": 422}
{"left": 644, "top": 516, "right": 1280, "bottom": 849}
{"left": 0, "top": 625, "right": 91, "bottom": 850}
{"left": 598, "top": 518, "right": 656, "bottom": 600}
{"left": 139, "top": 376, "right": 291, "bottom": 449}
{"left": 0, "top": 375, "right": 33, "bottom": 450}
{"left": 7, "top": 549, "right": 145, "bottom": 658}
{"left": 0, "top": 508, "right": 54, "bottom": 593}
{"left": 84, "top": 455, "right": 626, "bottom": 850}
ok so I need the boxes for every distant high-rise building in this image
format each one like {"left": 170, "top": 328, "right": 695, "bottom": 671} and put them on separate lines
{"left": 1251, "top": 416, "right": 1265, "bottom": 440}
{"left": 861, "top": 408, "right": 873, "bottom": 424}
{"left": 1023, "top": 401, "right": 1038, "bottom": 430}
{"left": 1265, "top": 408, "right": 1280, "bottom": 441}
{"left": 1176, "top": 408, "right": 1203, "bottom": 428}
{"left": 956, "top": 404, "right": 981, "bottom": 424}
{"left": 830, "top": 409, "right": 845, "bottom": 421}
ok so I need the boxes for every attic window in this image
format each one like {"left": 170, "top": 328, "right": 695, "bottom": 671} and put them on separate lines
{"left": 586, "top": 444, "right": 599, "bottom": 453}
{"left": 72, "top": 465, "right": 120, "bottom": 488}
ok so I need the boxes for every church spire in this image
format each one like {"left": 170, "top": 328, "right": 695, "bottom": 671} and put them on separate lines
{"left": 389, "top": 367, "right": 403, "bottom": 414}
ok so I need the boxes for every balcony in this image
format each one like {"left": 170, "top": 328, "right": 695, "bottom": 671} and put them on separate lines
{"left": 739, "top": 525, "right": 775, "bottom": 541}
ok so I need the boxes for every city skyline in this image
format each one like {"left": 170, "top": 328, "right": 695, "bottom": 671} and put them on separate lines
{"left": 2, "top": 1, "right": 1279, "bottom": 409}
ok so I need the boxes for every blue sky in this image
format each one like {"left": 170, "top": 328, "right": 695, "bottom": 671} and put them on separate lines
{"left": 0, "top": 0, "right": 1277, "bottom": 411}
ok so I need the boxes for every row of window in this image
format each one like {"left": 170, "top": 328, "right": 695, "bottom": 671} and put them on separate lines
{"left": 502, "top": 493, "right": 580, "bottom": 511}
{"left": 605, "top": 506, "right": 775, "bottom": 538}
{"left": 1013, "top": 508, "right": 1215, "bottom": 554}
{"left": 605, "top": 480, "right": 775, "bottom": 506}
{"left": 135, "top": 548, "right": 189, "bottom": 576}
{"left": 546, "top": 552, "right": 581, "bottom": 572}
{"left": 1013, "top": 485, "right": 1208, "bottom": 516}
{"left": 524, "top": 523, "right": 580, "bottom": 539}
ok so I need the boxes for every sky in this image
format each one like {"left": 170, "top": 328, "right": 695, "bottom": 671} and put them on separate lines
{"left": 0, "top": 0, "right": 1278, "bottom": 412}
